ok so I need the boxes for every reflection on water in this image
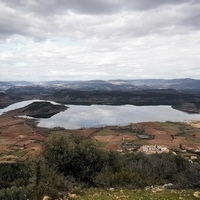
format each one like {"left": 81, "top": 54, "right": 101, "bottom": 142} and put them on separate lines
{"left": 1, "top": 101, "right": 200, "bottom": 129}
{"left": 39, "top": 104, "right": 200, "bottom": 129}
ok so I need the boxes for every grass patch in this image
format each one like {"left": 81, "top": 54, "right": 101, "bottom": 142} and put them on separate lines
{"left": 95, "top": 128, "right": 115, "bottom": 136}
{"left": 0, "top": 151, "right": 13, "bottom": 157}
{"left": 132, "top": 139, "right": 148, "bottom": 145}
{"left": 156, "top": 122, "right": 172, "bottom": 126}
{"left": 12, "top": 151, "right": 27, "bottom": 158}
{"left": 96, "top": 141, "right": 108, "bottom": 148}
{"left": 185, "top": 136, "right": 200, "bottom": 143}
{"left": 156, "top": 122, "right": 180, "bottom": 131}
{"left": 116, "top": 130, "right": 137, "bottom": 136}
{"left": 78, "top": 188, "right": 198, "bottom": 200}
{"left": 123, "top": 140, "right": 134, "bottom": 143}
{"left": 49, "top": 130, "right": 71, "bottom": 137}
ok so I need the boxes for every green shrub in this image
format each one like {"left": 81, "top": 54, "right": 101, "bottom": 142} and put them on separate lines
{"left": 0, "top": 187, "right": 27, "bottom": 200}
{"left": 0, "top": 162, "right": 30, "bottom": 188}
{"left": 42, "top": 135, "right": 110, "bottom": 185}
{"left": 26, "top": 157, "right": 76, "bottom": 200}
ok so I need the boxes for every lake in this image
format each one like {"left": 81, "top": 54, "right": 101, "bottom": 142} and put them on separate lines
{"left": 0, "top": 100, "right": 200, "bottom": 129}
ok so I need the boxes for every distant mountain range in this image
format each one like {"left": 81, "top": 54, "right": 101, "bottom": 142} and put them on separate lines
{"left": 1, "top": 79, "right": 200, "bottom": 112}
{"left": 1, "top": 78, "right": 200, "bottom": 92}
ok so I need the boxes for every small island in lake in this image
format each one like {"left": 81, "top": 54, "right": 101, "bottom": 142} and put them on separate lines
{"left": 6, "top": 101, "right": 68, "bottom": 118}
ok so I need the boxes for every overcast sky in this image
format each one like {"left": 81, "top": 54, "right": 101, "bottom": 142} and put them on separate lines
{"left": 0, "top": 0, "right": 200, "bottom": 81}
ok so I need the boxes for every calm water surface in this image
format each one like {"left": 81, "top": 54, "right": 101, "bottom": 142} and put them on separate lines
{"left": 1, "top": 100, "right": 200, "bottom": 129}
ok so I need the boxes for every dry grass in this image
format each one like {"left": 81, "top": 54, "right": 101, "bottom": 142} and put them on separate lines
{"left": 78, "top": 188, "right": 200, "bottom": 200}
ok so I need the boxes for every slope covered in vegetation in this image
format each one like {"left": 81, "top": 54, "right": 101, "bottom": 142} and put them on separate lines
{"left": 0, "top": 135, "right": 199, "bottom": 199}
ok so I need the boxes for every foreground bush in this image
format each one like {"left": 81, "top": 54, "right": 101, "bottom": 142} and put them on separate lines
{"left": 42, "top": 135, "right": 121, "bottom": 185}
{"left": 0, "top": 163, "right": 30, "bottom": 188}
{"left": 41, "top": 135, "right": 200, "bottom": 189}
{"left": 0, "top": 187, "right": 27, "bottom": 200}
{"left": 0, "top": 134, "right": 199, "bottom": 199}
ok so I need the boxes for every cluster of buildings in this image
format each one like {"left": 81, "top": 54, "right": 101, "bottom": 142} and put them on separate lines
{"left": 137, "top": 145, "right": 170, "bottom": 154}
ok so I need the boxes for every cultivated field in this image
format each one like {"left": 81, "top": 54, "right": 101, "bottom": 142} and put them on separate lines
{"left": 0, "top": 114, "right": 45, "bottom": 162}
{"left": 0, "top": 112, "right": 200, "bottom": 162}
{"left": 86, "top": 122, "right": 200, "bottom": 156}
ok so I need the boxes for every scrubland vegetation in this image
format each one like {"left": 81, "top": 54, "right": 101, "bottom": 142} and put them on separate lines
{"left": 0, "top": 134, "right": 200, "bottom": 199}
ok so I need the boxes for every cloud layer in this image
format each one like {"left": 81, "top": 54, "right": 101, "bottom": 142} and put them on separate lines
{"left": 0, "top": 0, "right": 200, "bottom": 81}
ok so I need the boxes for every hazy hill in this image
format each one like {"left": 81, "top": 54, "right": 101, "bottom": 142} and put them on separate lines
{"left": 1, "top": 79, "right": 200, "bottom": 110}
{"left": 0, "top": 92, "right": 22, "bottom": 108}
{"left": 1, "top": 78, "right": 200, "bottom": 92}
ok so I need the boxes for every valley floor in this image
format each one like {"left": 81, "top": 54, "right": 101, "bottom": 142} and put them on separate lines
{"left": 0, "top": 112, "right": 200, "bottom": 162}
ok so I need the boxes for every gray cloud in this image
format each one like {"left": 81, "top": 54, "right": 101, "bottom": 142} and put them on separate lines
{"left": 179, "top": 4, "right": 200, "bottom": 29}
{"left": 0, "top": 1, "right": 198, "bottom": 38}
{"left": 0, "top": 0, "right": 200, "bottom": 81}
{"left": 0, "top": 0, "right": 199, "bottom": 41}
{"left": 3, "top": 0, "right": 197, "bottom": 15}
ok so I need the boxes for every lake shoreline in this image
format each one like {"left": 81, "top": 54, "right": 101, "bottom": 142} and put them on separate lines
{"left": 1, "top": 100, "right": 200, "bottom": 129}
